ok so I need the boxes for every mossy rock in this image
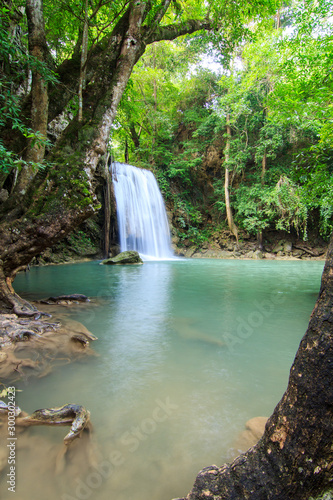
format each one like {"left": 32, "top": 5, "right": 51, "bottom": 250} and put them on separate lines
{"left": 101, "top": 251, "right": 143, "bottom": 265}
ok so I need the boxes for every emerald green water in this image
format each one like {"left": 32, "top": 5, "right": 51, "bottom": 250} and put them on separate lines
{"left": 6, "top": 259, "right": 324, "bottom": 499}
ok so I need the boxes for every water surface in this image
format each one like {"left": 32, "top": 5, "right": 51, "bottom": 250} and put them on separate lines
{"left": 5, "top": 258, "right": 324, "bottom": 500}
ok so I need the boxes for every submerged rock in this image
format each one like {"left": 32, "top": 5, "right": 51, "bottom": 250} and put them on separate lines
{"left": 101, "top": 250, "right": 143, "bottom": 265}
{"left": 233, "top": 416, "right": 268, "bottom": 454}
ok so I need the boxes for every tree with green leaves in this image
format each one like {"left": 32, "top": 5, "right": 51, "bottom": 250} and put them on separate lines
{"left": 0, "top": 0, "right": 281, "bottom": 314}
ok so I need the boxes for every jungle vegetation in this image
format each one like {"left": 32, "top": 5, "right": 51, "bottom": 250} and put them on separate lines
{"left": 112, "top": 0, "right": 333, "bottom": 246}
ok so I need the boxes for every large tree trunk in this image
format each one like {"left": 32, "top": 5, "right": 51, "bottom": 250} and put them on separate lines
{"left": 14, "top": 0, "right": 49, "bottom": 196}
{"left": 0, "top": 1, "right": 146, "bottom": 312}
{"left": 178, "top": 236, "right": 333, "bottom": 500}
{"left": 224, "top": 117, "right": 238, "bottom": 243}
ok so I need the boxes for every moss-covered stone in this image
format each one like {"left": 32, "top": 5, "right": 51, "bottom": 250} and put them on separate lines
{"left": 101, "top": 250, "right": 143, "bottom": 265}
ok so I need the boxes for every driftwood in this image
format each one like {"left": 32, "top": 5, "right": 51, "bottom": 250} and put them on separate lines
{"left": 293, "top": 244, "right": 325, "bottom": 257}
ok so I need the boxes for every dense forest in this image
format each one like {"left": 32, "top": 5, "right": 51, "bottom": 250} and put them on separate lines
{"left": 111, "top": 1, "right": 333, "bottom": 252}
{"left": 1, "top": 0, "right": 333, "bottom": 274}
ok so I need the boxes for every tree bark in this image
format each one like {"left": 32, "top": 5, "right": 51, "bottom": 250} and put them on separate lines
{"left": 15, "top": 0, "right": 48, "bottom": 195}
{"left": 178, "top": 235, "right": 333, "bottom": 500}
{"left": 78, "top": 0, "right": 89, "bottom": 122}
{"left": 224, "top": 118, "right": 238, "bottom": 243}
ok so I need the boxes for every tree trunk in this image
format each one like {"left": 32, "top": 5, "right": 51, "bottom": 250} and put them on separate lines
{"left": 15, "top": 0, "right": 48, "bottom": 195}
{"left": 129, "top": 123, "right": 141, "bottom": 149}
{"left": 103, "top": 153, "right": 112, "bottom": 258}
{"left": 257, "top": 150, "right": 266, "bottom": 249}
{"left": 78, "top": 0, "right": 89, "bottom": 122}
{"left": 178, "top": 235, "right": 333, "bottom": 500}
{"left": 224, "top": 118, "right": 238, "bottom": 243}
{"left": 0, "top": 1, "right": 149, "bottom": 312}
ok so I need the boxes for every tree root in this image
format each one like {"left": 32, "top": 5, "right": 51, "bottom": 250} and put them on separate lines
{"left": 38, "top": 294, "right": 90, "bottom": 305}
{"left": 0, "top": 401, "right": 91, "bottom": 443}
{"left": 0, "top": 312, "right": 98, "bottom": 382}
{"left": 0, "top": 401, "right": 95, "bottom": 478}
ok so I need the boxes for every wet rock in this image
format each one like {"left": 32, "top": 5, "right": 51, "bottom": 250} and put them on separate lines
{"left": 234, "top": 416, "right": 268, "bottom": 453}
{"left": 101, "top": 250, "right": 143, "bottom": 265}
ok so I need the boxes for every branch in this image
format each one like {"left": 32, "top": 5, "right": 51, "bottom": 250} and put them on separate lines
{"left": 144, "top": 18, "right": 215, "bottom": 44}
{"left": 144, "top": 0, "right": 172, "bottom": 37}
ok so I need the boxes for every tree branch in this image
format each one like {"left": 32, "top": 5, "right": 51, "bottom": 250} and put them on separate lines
{"left": 144, "top": 0, "right": 171, "bottom": 38}
{"left": 144, "top": 18, "right": 215, "bottom": 44}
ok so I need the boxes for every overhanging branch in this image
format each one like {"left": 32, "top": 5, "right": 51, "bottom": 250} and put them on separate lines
{"left": 144, "top": 18, "right": 216, "bottom": 44}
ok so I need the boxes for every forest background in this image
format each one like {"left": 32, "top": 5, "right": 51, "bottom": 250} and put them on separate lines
{"left": 0, "top": 2, "right": 333, "bottom": 498}
{"left": 0, "top": 0, "right": 333, "bottom": 270}
{"left": 111, "top": 0, "right": 333, "bottom": 254}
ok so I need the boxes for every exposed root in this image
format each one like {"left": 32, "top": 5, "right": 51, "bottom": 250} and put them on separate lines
{"left": 14, "top": 403, "right": 92, "bottom": 444}
{"left": 38, "top": 294, "right": 90, "bottom": 305}
{"left": 0, "top": 401, "right": 96, "bottom": 478}
{"left": 0, "top": 311, "right": 98, "bottom": 382}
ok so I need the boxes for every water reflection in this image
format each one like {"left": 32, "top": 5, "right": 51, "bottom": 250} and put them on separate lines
{"left": 105, "top": 263, "right": 172, "bottom": 398}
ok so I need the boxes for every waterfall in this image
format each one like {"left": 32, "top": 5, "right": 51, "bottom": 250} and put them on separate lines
{"left": 111, "top": 162, "right": 174, "bottom": 260}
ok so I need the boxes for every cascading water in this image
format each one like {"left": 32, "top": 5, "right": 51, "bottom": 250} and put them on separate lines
{"left": 111, "top": 162, "right": 174, "bottom": 260}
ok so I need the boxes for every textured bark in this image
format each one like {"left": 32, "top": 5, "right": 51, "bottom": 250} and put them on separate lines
{"left": 103, "top": 154, "right": 112, "bottom": 257}
{"left": 224, "top": 119, "right": 238, "bottom": 243}
{"left": 15, "top": 0, "right": 48, "bottom": 196}
{"left": 178, "top": 235, "right": 333, "bottom": 500}
{"left": 129, "top": 123, "right": 141, "bottom": 149}
{"left": 78, "top": 0, "right": 89, "bottom": 122}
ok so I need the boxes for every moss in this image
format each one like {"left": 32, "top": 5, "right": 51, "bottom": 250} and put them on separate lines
{"left": 78, "top": 125, "right": 96, "bottom": 144}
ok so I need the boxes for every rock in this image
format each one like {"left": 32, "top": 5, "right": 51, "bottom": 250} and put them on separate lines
{"left": 0, "top": 352, "right": 8, "bottom": 363}
{"left": 0, "top": 189, "right": 9, "bottom": 203}
{"left": 101, "top": 250, "right": 143, "bottom": 265}
{"left": 253, "top": 250, "right": 264, "bottom": 259}
{"left": 284, "top": 241, "right": 293, "bottom": 252}
{"left": 272, "top": 239, "right": 292, "bottom": 254}
{"left": 233, "top": 416, "right": 268, "bottom": 453}
{"left": 40, "top": 294, "right": 90, "bottom": 304}
{"left": 245, "top": 416, "right": 268, "bottom": 440}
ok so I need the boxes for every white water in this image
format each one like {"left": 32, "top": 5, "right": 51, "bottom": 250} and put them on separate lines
{"left": 111, "top": 162, "right": 174, "bottom": 260}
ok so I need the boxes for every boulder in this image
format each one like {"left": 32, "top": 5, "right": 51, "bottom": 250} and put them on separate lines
{"left": 253, "top": 250, "right": 264, "bottom": 259}
{"left": 233, "top": 416, "right": 268, "bottom": 453}
{"left": 272, "top": 239, "right": 292, "bottom": 254}
{"left": 101, "top": 251, "right": 143, "bottom": 265}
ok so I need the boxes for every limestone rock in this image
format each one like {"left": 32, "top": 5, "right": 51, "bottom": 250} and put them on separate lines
{"left": 233, "top": 416, "right": 268, "bottom": 453}
{"left": 272, "top": 239, "right": 292, "bottom": 254}
{"left": 101, "top": 250, "right": 143, "bottom": 265}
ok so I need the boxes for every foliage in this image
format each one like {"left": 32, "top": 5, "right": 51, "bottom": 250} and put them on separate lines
{"left": 111, "top": 0, "right": 333, "bottom": 244}
{"left": 0, "top": 5, "right": 57, "bottom": 173}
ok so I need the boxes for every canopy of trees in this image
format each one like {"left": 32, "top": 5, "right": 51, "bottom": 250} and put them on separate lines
{"left": 112, "top": 0, "right": 333, "bottom": 247}
{"left": 0, "top": 0, "right": 281, "bottom": 313}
